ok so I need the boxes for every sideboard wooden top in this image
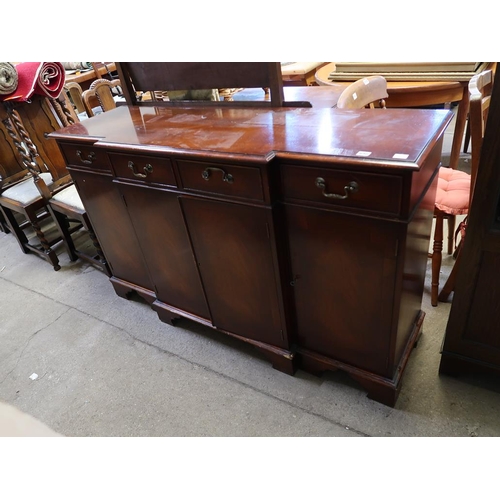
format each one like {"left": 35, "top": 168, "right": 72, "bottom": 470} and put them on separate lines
{"left": 51, "top": 105, "right": 453, "bottom": 169}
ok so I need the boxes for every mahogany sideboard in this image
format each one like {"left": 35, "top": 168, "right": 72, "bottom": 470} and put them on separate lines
{"left": 50, "top": 105, "right": 452, "bottom": 406}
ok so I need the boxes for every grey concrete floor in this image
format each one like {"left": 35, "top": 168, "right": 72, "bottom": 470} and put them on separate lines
{"left": 2, "top": 205, "right": 500, "bottom": 437}
{"left": 2, "top": 107, "right": 500, "bottom": 438}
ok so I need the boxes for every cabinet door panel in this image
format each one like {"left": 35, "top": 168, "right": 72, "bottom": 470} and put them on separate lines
{"left": 286, "top": 204, "right": 398, "bottom": 376}
{"left": 69, "top": 169, "right": 153, "bottom": 290}
{"left": 181, "top": 197, "right": 285, "bottom": 348}
{"left": 118, "top": 184, "right": 210, "bottom": 320}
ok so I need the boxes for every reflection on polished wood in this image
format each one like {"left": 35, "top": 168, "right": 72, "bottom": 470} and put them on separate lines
{"left": 233, "top": 85, "right": 343, "bottom": 107}
{"left": 316, "top": 62, "right": 473, "bottom": 171}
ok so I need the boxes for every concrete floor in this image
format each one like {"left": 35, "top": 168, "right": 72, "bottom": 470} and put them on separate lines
{"left": 1, "top": 107, "right": 500, "bottom": 437}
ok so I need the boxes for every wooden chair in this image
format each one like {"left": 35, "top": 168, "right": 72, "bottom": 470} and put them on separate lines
{"left": 64, "top": 82, "right": 86, "bottom": 115}
{"left": 30, "top": 169, "right": 111, "bottom": 275}
{"left": 1, "top": 93, "right": 108, "bottom": 272}
{"left": 0, "top": 111, "right": 28, "bottom": 234}
{"left": 115, "top": 62, "right": 311, "bottom": 108}
{"left": 81, "top": 78, "right": 123, "bottom": 117}
{"left": 431, "top": 69, "right": 494, "bottom": 306}
{"left": 0, "top": 110, "right": 62, "bottom": 270}
{"left": 336, "top": 75, "right": 389, "bottom": 109}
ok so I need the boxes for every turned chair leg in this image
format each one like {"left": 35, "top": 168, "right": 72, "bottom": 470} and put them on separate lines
{"left": 438, "top": 244, "right": 462, "bottom": 302}
{"left": 431, "top": 214, "right": 444, "bottom": 307}
{"left": 447, "top": 214, "right": 455, "bottom": 255}
{"left": 30, "top": 218, "right": 60, "bottom": 271}
{"left": 50, "top": 207, "right": 78, "bottom": 262}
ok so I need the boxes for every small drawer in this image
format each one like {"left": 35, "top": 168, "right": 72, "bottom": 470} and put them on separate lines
{"left": 58, "top": 142, "right": 112, "bottom": 171}
{"left": 109, "top": 153, "right": 176, "bottom": 186}
{"left": 177, "top": 160, "right": 264, "bottom": 202}
{"left": 282, "top": 164, "right": 402, "bottom": 215}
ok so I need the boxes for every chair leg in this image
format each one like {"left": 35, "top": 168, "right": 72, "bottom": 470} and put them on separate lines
{"left": 438, "top": 244, "right": 462, "bottom": 303}
{"left": 88, "top": 227, "right": 111, "bottom": 275}
{"left": 0, "top": 209, "right": 10, "bottom": 233}
{"left": 50, "top": 207, "right": 78, "bottom": 262}
{"left": 0, "top": 205, "right": 30, "bottom": 253}
{"left": 431, "top": 214, "right": 444, "bottom": 307}
{"left": 447, "top": 214, "right": 455, "bottom": 255}
{"left": 82, "top": 214, "right": 111, "bottom": 275}
{"left": 30, "top": 218, "right": 61, "bottom": 271}
{"left": 463, "top": 117, "right": 470, "bottom": 153}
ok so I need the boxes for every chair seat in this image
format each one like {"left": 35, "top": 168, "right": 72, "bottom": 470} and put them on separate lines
{"left": 435, "top": 167, "right": 471, "bottom": 215}
{"left": 51, "top": 184, "right": 84, "bottom": 210}
{"left": 0, "top": 173, "right": 53, "bottom": 205}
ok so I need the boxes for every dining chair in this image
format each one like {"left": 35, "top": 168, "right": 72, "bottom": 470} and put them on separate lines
{"left": 0, "top": 104, "right": 63, "bottom": 270}
{"left": 30, "top": 169, "right": 111, "bottom": 275}
{"left": 81, "top": 78, "right": 123, "bottom": 117}
{"left": 336, "top": 75, "right": 389, "bottom": 109}
{"left": 64, "top": 82, "right": 86, "bottom": 116}
{"left": 430, "top": 68, "right": 494, "bottom": 306}
{"left": 115, "top": 62, "right": 312, "bottom": 108}
{"left": 1, "top": 93, "right": 108, "bottom": 273}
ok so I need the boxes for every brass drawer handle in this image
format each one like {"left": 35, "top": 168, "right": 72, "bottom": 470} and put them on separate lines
{"left": 315, "top": 178, "right": 359, "bottom": 199}
{"left": 202, "top": 166, "right": 234, "bottom": 184}
{"left": 128, "top": 161, "right": 153, "bottom": 178}
{"left": 76, "top": 150, "right": 96, "bottom": 164}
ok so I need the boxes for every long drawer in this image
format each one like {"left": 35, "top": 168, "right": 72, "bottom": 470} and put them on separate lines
{"left": 109, "top": 152, "right": 177, "bottom": 187}
{"left": 177, "top": 159, "right": 265, "bottom": 202}
{"left": 281, "top": 164, "right": 403, "bottom": 215}
{"left": 58, "top": 142, "right": 112, "bottom": 172}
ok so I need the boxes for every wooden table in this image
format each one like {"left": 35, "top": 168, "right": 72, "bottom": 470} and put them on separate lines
{"left": 65, "top": 62, "right": 116, "bottom": 90}
{"left": 316, "top": 62, "right": 469, "bottom": 170}
{"left": 280, "top": 62, "right": 326, "bottom": 86}
{"left": 51, "top": 104, "right": 452, "bottom": 406}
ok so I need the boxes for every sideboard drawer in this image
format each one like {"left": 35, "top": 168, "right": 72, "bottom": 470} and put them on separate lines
{"left": 177, "top": 160, "right": 264, "bottom": 202}
{"left": 282, "top": 164, "right": 402, "bottom": 215}
{"left": 59, "top": 142, "right": 112, "bottom": 171}
{"left": 109, "top": 152, "right": 177, "bottom": 187}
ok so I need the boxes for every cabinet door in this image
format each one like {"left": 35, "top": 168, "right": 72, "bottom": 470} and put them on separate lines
{"left": 118, "top": 183, "right": 210, "bottom": 321}
{"left": 181, "top": 197, "right": 285, "bottom": 348}
{"left": 286, "top": 204, "right": 398, "bottom": 376}
{"left": 69, "top": 169, "right": 153, "bottom": 291}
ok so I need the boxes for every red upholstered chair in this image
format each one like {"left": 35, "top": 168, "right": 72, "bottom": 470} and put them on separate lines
{"left": 430, "top": 69, "right": 494, "bottom": 306}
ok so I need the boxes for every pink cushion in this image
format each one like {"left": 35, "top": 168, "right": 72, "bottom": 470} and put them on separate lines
{"left": 435, "top": 167, "right": 471, "bottom": 215}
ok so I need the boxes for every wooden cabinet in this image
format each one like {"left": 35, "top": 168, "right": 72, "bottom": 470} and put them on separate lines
{"left": 51, "top": 104, "right": 452, "bottom": 406}
{"left": 281, "top": 155, "right": 439, "bottom": 405}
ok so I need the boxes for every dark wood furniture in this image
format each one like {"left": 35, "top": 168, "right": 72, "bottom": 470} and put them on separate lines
{"left": 0, "top": 100, "right": 64, "bottom": 269}
{"left": 50, "top": 102, "right": 452, "bottom": 407}
{"left": 0, "top": 92, "right": 106, "bottom": 271}
{"left": 116, "top": 62, "right": 314, "bottom": 108}
{"left": 439, "top": 71, "right": 500, "bottom": 378}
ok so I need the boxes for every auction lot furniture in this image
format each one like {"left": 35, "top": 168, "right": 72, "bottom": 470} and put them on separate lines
{"left": 50, "top": 103, "right": 452, "bottom": 407}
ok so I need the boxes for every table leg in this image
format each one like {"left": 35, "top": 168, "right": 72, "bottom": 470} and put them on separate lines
{"left": 448, "top": 85, "right": 469, "bottom": 170}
